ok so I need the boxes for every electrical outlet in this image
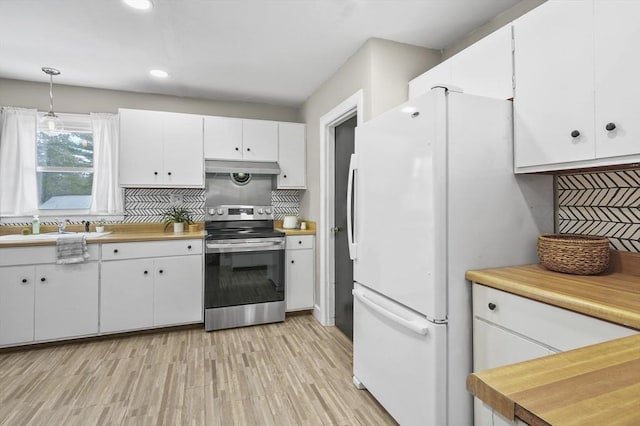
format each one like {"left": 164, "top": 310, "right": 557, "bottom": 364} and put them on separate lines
{"left": 169, "top": 193, "right": 183, "bottom": 205}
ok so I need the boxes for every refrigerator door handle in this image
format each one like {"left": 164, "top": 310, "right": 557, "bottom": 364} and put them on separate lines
{"left": 353, "top": 289, "right": 429, "bottom": 336}
{"left": 347, "top": 153, "right": 357, "bottom": 260}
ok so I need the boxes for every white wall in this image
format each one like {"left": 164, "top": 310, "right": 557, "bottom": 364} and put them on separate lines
{"left": 0, "top": 78, "right": 300, "bottom": 121}
{"left": 300, "top": 37, "right": 440, "bottom": 310}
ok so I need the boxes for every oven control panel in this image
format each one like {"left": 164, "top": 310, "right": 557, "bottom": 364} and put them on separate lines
{"left": 206, "top": 205, "right": 274, "bottom": 221}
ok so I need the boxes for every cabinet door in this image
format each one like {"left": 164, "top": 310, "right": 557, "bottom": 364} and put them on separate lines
{"left": 34, "top": 263, "right": 99, "bottom": 341}
{"left": 450, "top": 24, "right": 513, "bottom": 100}
{"left": 285, "top": 249, "right": 314, "bottom": 311}
{"left": 0, "top": 266, "right": 35, "bottom": 346}
{"left": 277, "top": 122, "right": 306, "bottom": 188}
{"left": 153, "top": 255, "right": 203, "bottom": 326}
{"left": 514, "top": 1, "right": 595, "bottom": 168}
{"left": 100, "top": 259, "right": 154, "bottom": 333}
{"left": 594, "top": 0, "right": 640, "bottom": 158}
{"left": 242, "top": 119, "right": 278, "bottom": 162}
{"left": 163, "top": 112, "right": 204, "bottom": 186}
{"left": 409, "top": 61, "right": 452, "bottom": 99}
{"left": 203, "top": 116, "right": 243, "bottom": 160}
{"left": 119, "top": 109, "right": 165, "bottom": 186}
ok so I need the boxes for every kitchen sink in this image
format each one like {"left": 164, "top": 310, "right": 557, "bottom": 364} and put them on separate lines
{"left": 0, "top": 231, "right": 111, "bottom": 242}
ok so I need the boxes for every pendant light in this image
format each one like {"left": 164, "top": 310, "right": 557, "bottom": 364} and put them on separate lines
{"left": 40, "top": 67, "right": 64, "bottom": 132}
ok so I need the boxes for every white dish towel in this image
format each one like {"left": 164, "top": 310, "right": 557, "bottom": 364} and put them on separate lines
{"left": 56, "top": 234, "right": 90, "bottom": 264}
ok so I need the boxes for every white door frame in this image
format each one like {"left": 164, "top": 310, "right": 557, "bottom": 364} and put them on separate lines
{"left": 315, "top": 90, "right": 364, "bottom": 326}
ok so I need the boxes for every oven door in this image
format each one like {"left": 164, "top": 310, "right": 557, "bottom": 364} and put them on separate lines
{"left": 205, "top": 238, "right": 285, "bottom": 310}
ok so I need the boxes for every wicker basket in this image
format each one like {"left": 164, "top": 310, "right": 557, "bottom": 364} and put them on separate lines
{"left": 537, "top": 234, "right": 610, "bottom": 275}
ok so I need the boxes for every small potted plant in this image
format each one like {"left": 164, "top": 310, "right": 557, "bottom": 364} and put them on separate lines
{"left": 162, "top": 206, "right": 193, "bottom": 233}
{"left": 95, "top": 218, "right": 106, "bottom": 233}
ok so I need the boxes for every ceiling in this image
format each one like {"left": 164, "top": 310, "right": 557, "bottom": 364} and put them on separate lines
{"left": 0, "top": 0, "right": 521, "bottom": 107}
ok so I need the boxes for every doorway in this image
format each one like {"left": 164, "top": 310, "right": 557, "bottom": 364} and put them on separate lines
{"left": 333, "top": 116, "right": 357, "bottom": 340}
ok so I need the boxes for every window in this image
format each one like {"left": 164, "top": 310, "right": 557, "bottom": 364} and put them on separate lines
{"left": 36, "top": 114, "right": 93, "bottom": 210}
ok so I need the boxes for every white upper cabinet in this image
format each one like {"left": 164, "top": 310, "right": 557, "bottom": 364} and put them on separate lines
{"left": 513, "top": 0, "right": 640, "bottom": 173}
{"left": 409, "top": 24, "right": 513, "bottom": 100}
{"left": 119, "top": 109, "right": 204, "bottom": 187}
{"left": 277, "top": 122, "right": 306, "bottom": 189}
{"left": 593, "top": 0, "right": 640, "bottom": 159}
{"left": 203, "top": 116, "right": 278, "bottom": 162}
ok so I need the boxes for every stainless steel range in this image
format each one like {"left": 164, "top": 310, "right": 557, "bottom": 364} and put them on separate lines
{"left": 204, "top": 204, "right": 286, "bottom": 331}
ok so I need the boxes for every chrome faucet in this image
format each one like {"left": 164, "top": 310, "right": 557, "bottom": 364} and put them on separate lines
{"left": 55, "top": 217, "right": 69, "bottom": 233}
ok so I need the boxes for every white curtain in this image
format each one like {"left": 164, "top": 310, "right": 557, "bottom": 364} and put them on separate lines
{"left": 0, "top": 107, "right": 38, "bottom": 215}
{"left": 89, "top": 113, "right": 123, "bottom": 214}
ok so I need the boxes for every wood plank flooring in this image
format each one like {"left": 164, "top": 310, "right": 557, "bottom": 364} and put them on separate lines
{"left": 0, "top": 315, "right": 396, "bottom": 425}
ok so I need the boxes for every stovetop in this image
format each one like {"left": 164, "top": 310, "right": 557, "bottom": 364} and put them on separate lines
{"left": 205, "top": 219, "right": 285, "bottom": 240}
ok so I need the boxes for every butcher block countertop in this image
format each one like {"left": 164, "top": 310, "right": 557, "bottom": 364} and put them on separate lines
{"left": 466, "top": 251, "right": 640, "bottom": 426}
{"left": 467, "top": 333, "right": 640, "bottom": 426}
{"left": 274, "top": 219, "right": 316, "bottom": 236}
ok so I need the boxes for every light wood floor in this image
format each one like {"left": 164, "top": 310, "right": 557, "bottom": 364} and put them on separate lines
{"left": 0, "top": 315, "right": 396, "bottom": 425}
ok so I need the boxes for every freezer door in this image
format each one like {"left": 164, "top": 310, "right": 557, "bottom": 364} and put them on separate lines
{"left": 352, "top": 89, "right": 447, "bottom": 319}
{"left": 352, "top": 284, "right": 447, "bottom": 425}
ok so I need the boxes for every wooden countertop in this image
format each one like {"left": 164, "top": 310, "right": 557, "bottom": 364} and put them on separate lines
{"left": 466, "top": 251, "right": 640, "bottom": 426}
{"left": 465, "top": 252, "right": 640, "bottom": 329}
{"left": 274, "top": 219, "right": 317, "bottom": 236}
{"left": 467, "top": 334, "right": 640, "bottom": 426}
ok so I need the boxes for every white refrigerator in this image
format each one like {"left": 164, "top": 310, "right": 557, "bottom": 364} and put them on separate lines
{"left": 348, "top": 88, "right": 553, "bottom": 425}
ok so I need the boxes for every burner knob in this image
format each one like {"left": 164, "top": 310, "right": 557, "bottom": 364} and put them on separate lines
{"left": 217, "top": 208, "right": 224, "bottom": 215}
{"left": 265, "top": 208, "right": 272, "bottom": 215}
{"left": 258, "top": 208, "right": 264, "bottom": 215}
{"left": 208, "top": 208, "right": 216, "bottom": 215}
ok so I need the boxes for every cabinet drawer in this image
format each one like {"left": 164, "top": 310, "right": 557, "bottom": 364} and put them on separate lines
{"left": 286, "top": 235, "right": 314, "bottom": 250}
{"left": 101, "top": 239, "right": 203, "bottom": 260}
{"left": 0, "top": 245, "right": 99, "bottom": 266}
{"left": 472, "top": 284, "right": 636, "bottom": 352}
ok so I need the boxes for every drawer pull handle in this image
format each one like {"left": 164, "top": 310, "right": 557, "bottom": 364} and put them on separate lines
{"left": 488, "top": 302, "right": 496, "bottom": 311}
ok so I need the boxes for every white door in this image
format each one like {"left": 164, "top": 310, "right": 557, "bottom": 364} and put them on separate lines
{"left": 34, "top": 263, "right": 99, "bottom": 341}
{"left": 119, "top": 109, "right": 165, "bottom": 185}
{"left": 153, "top": 256, "right": 203, "bottom": 326}
{"left": 203, "top": 116, "right": 243, "bottom": 160}
{"left": 594, "top": 0, "right": 640, "bottom": 159}
{"left": 352, "top": 284, "right": 446, "bottom": 426}
{"left": 513, "top": 0, "right": 595, "bottom": 167}
{"left": 0, "top": 266, "right": 35, "bottom": 346}
{"left": 352, "top": 90, "right": 445, "bottom": 319}
{"left": 100, "top": 259, "right": 154, "bottom": 333}
{"left": 242, "top": 119, "right": 278, "bottom": 162}
{"left": 163, "top": 112, "right": 204, "bottom": 186}
{"left": 277, "top": 122, "right": 306, "bottom": 188}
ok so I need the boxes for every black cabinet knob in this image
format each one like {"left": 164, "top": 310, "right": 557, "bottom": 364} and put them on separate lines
{"left": 605, "top": 122, "right": 616, "bottom": 131}
{"left": 40, "top": 277, "right": 46, "bottom": 282}
{"left": 168, "top": 172, "right": 172, "bottom": 176}
{"left": 114, "top": 249, "right": 118, "bottom": 254}
{"left": 570, "top": 130, "right": 580, "bottom": 138}
{"left": 291, "top": 260, "right": 295, "bottom": 264}
{"left": 488, "top": 302, "right": 496, "bottom": 311}
{"left": 246, "top": 147, "right": 251, "bottom": 152}
{"left": 21, "top": 278, "right": 27, "bottom": 283}
{"left": 154, "top": 171, "right": 158, "bottom": 175}
{"left": 235, "top": 147, "right": 239, "bottom": 151}
{"left": 144, "top": 270, "right": 148, "bottom": 275}
{"left": 298, "top": 240, "right": 302, "bottom": 244}
{"left": 283, "top": 175, "right": 287, "bottom": 178}
{"left": 188, "top": 245, "right": 192, "bottom": 249}
{"left": 159, "top": 269, "right": 164, "bottom": 274}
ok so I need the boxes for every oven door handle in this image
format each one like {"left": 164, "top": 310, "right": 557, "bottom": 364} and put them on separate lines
{"left": 206, "top": 240, "right": 285, "bottom": 253}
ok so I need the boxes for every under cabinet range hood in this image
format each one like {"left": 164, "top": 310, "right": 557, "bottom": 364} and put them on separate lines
{"left": 205, "top": 160, "right": 281, "bottom": 175}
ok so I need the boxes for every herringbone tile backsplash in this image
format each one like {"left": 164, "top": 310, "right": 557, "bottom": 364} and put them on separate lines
{"left": 123, "top": 188, "right": 301, "bottom": 222}
{"left": 557, "top": 169, "right": 640, "bottom": 252}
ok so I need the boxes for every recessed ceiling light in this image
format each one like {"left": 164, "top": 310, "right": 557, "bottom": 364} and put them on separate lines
{"left": 149, "top": 69, "right": 169, "bottom": 78}
{"left": 123, "top": 0, "right": 153, "bottom": 10}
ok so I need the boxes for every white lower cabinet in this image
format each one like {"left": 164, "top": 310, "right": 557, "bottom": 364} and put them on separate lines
{"left": 100, "top": 240, "right": 203, "bottom": 333}
{"left": 472, "top": 283, "right": 637, "bottom": 426}
{"left": 0, "top": 246, "right": 100, "bottom": 347}
{"left": 285, "top": 235, "right": 314, "bottom": 311}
